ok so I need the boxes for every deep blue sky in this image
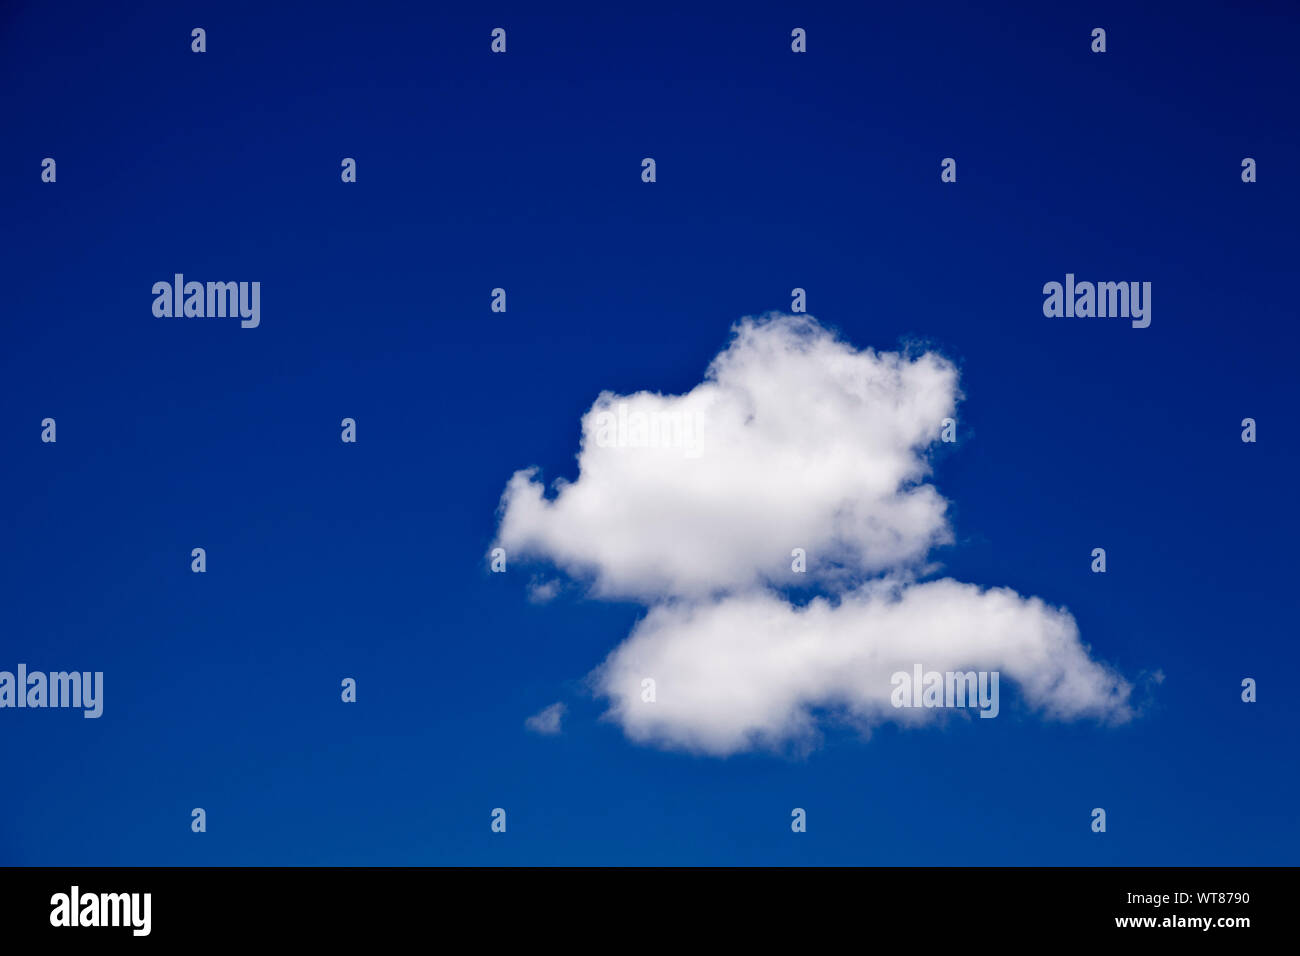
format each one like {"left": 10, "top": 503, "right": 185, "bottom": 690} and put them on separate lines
{"left": 2, "top": 1, "right": 1297, "bottom": 865}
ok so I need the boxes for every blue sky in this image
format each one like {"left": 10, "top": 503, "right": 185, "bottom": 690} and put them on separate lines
{"left": 1, "top": 0, "right": 1297, "bottom": 865}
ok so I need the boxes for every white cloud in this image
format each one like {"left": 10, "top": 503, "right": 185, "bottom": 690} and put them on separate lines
{"left": 525, "top": 702, "right": 566, "bottom": 735}
{"left": 495, "top": 314, "right": 1135, "bottom": 754}
{"left": 497, "top": 314, "right": 958, "bottom": 600}
{"left": 592, "top": 579, "right": 1130, "bottom": 756}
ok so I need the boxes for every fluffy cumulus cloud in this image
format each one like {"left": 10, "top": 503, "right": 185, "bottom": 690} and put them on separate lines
{"left": 497, "top": 315, "right": 957, "bottom": 599}
{"left": 496, "top": 314, "right": 1133, "bottom": 755}
{"left": 594, "top": 580, "right": 1129, "bottom": 755}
